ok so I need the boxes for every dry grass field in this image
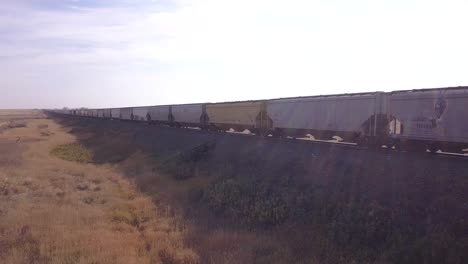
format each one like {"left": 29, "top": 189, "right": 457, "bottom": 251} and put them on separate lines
{"left": 0, "top": 110, "right": 45, "bottom": 120}
{"left": 0, "top": 111, "right": 199, "bottom": 264}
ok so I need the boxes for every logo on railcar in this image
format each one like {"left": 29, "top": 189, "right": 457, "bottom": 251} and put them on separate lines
{"left": 412, "top": 91, "right": 447, "bottom": 131}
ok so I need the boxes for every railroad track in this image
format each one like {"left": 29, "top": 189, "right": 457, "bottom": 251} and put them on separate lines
{"left": 222, "top": 130, "right": 468, "bottom": 159}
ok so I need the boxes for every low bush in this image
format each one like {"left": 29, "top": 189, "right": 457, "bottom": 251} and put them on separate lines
{"left": 50, "top": 143, "right": 93, "bottom": 163}
{"left": 7, "top": 121, "right": 27, "bottom": 128}
{"left": 204, "top": 174, "right": 468, "bottom": 263}
{"left": 206, "top": 177, "right": 294, "bottom": 227}
{"left": 155, "top": 138, "right": 468, "bottom": 263}
{"left": 159, "top": 142, "right": 215, "bottom": 180}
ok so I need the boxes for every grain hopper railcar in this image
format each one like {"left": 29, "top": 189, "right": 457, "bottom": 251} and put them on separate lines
{"left": 110, "top": 108, "right": 120, "bottom": 119}
{"left": 103, "top": 109, "right": 112, "bottom": 119}
{"left": 387, "top": 87, "right": 468, "bottom": 153}
{"left": 97, "top": 109, "right": 105, "bottom": 118}
{"left": 132, "top": 106, "right": 150, "bottom": 122}
{"left": 55, "top": 86, "right": 468, "bottom": 154}
{"left": 120, "top": 107, "right": 133, "bottom": 120}
{"left": 205, "top": 100, "right": 270, "bottom": 135}
{"left": 147, "top": 105, "right": 171, "bottom": 125}
{"left": 266, "top": 92, "right": 388, "bottom": 143}
{"left": 171, "top": 103, "right": 207, "bottom": 128}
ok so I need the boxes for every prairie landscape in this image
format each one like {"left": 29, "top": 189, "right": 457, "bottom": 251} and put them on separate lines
{"left": 0, "top": 110, "right": 467, "bottom": 264}
{"left": 0, "top": 111, "right": 198, "bottom": 264}
{"left": 3, "top": 0, "right": 468, "bottom": 263}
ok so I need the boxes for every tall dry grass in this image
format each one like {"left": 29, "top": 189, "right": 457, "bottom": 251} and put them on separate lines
{"left": 0, "top": 117, "right": 199, "bottom": 264}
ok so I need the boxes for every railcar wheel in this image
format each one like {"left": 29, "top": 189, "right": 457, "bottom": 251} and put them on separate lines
{"left": 275, "top": 131, "right": 286, "bottom": 138}
{"left": 356, "top": 136, "right": 369, "bottom": 147}
{"left": 402, "top": 142, "right": 426, "bottom": 153}
{"left": 371, "top": 140, "right": 384, "bottom": 150}
{"left": 427, "top": 143, "right": 440, "bottom": 153}
{"left": 392, "top": 140, "right": 402, "bottom": 151}
{"left": 253, "top": 128, "right": 266, "bottom": 137}
{"left": 441, "top": 144, "right": 464, "bottom": 154}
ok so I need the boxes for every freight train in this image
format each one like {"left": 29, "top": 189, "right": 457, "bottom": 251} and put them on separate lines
{"left": 55, "top": 86, "right": 468, "bottom": 154}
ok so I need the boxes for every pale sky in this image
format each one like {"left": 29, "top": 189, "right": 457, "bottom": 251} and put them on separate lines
{"left": 1, "top": 0, "right": 467, "bottom": 109}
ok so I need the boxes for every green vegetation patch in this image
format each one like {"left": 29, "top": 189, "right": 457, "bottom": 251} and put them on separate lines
{"left": 158, "top": 141, "right": 215, "bottom": 180}
{"left": 205, "top": 176, "right": 305, "bottom": 227}
{"left": 51, "top": 143, "right": 93, "bottom": 163}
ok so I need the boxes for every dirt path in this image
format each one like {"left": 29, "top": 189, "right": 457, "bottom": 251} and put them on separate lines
{"left": 0, "top": 117, "right": 198, "bottom": 264}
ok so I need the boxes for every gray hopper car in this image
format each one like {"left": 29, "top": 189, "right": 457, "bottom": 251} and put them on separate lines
{"left": 266, "top": 92, "right": 387, "bottom": 142}
{"left": 103, "top": 109, "right": 112, "bottom": 118}
{"left": 387, "top": 87, "right": 468, "bottom": 152}
{"left": 110, "top": 108, "right": 120, "bottom": 119}
{"left": 120, "top": 107, "right": 133, "bottom": 120}
{"left": 57, "top": 86, "right": 468, "bottom": 153}
{"left": 147, "top": 105, "right": 171, "bottom": 124}
{"left": 132, "top": 106, "right": 150, "bottom": 121}
{"left": 97, "top": 109, "right": 105, "bottom": 118}
{"left": 171, "top": 104, "right": 207, "bottom": 128}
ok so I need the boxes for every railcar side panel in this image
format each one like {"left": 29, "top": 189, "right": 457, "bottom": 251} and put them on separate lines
{"left": 267, "top": 93, "right": 381, "bottom": 136}
{"left": 133, "top": 107, "right": 150, "bottom": 121}
{"left": 171, "top": 104, "right": 203, "bottom": 125}
{"left": 103, "top": 109, "right": 111, "bottom": 118}
{"left": 388, "top": 88, "right": 468, "bottom": 143}
{"left": 147, "top": 106, "right": 170, "bottom": 122}
{"left": 110, "top": 108, "right": 120, "bottom": 119}
{"left": 97, "top": 109, "right": 105, "bottom": 118}
{"left": 206, "top": 101, "right": 263, "bottom": 129}
{"left": 120, "top": 108, "right": 133, "bottom": 120}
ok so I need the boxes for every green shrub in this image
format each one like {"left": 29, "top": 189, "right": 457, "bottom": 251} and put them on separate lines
{"left": 50, "top": 143, "right": 93, "bottom": 163}
{"left": 205, "top": 177, "right": 291, "bottom": 227}
{"left": 159, "top": 142, "right": 215, "bottom": 180}
{"left": 251, "top": 187, "right": 289, "bottom": 226}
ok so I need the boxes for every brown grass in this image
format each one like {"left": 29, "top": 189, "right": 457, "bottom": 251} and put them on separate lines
{"left": 0, "top": 115, "right": 199, "bottom": 264}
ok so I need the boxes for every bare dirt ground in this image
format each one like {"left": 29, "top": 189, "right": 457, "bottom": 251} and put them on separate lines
{"left": 0, "top": 111, "right": 198, "bottom": 264}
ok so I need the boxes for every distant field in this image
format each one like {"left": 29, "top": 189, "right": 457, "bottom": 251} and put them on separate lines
{"left": 0, "top": 109, "right": 46, "bottom": 120}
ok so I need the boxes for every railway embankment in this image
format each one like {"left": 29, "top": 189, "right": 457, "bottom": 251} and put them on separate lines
{"left": 55, "top": 115, "right": 468, "bottom": 264}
